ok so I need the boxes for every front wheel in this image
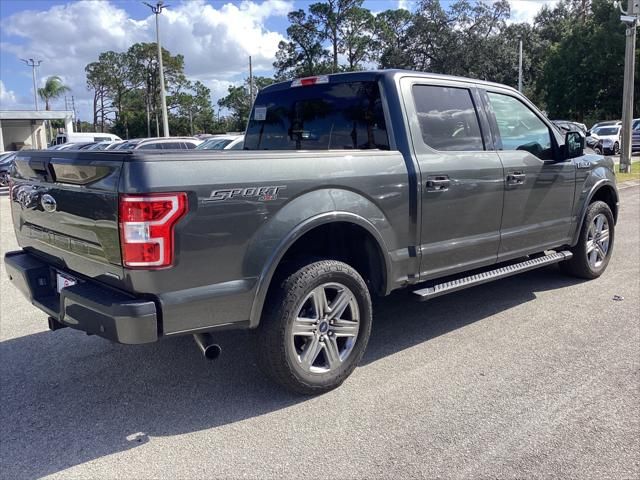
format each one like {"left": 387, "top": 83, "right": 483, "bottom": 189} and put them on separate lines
{"left": 257, "top": 260, "right": 372, "bottom": 395}
{"left": 560, "top": 201, "right": 614, "bottom": 279}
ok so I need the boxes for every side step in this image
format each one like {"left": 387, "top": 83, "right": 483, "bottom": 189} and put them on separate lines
{"left": 413, "top": 251, "right": 573, "bottom": 301}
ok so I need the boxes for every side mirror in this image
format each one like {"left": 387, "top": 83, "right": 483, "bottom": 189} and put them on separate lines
{"left": 565, "top": 131, "right": 584, "bottom": 159}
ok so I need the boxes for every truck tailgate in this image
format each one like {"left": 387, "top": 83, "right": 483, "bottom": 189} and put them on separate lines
{"left": 10, "top": 151, "right": 124, "bottom": 282}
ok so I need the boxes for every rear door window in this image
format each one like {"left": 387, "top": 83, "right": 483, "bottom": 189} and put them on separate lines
{"left": 160, "top": 142, "right": 182, "bottom": 149}
{"left": 138, "top": 143, "right": 161, "bottom": 150}
{"left": 244, "top": 81, "right": 389, "bottom": 150}
{"left": 412, "top": 85, "right": 484, "bottom": 151}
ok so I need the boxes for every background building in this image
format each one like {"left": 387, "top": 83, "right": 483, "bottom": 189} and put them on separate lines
{"left": 0, "top": 110, "right": 73, "bottom": 152}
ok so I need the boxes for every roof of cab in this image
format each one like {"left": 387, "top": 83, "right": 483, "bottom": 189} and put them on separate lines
{"left": 260, "top": 69, "right": 519, "bottom": 95}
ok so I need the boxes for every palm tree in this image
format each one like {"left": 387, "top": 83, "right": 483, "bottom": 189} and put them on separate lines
{"left": 37, "top": 76, "right": 70, "bottom": 110}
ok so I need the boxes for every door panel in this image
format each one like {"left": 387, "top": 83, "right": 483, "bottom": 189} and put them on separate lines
{"left": 418, "top": 152, "right": 505, "bottom": 278}
{"left": 484, "top": 90, "right": 575, "bottom": 259}
{"left": 498, "top": 152, "right": 575, "bottom": 257}
{"left": 401, "top": 80, "right": 504, "bottom": 280}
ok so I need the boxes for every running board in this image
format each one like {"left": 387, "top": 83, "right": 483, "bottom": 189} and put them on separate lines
{"left": 413, "top": 251, "right": 573, "bottom": 301}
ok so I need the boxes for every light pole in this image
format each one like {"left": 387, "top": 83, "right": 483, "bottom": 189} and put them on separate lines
{"left": 21, "top": 58, "right": 42, "bottom": 110}
{"left": 616, "top": 0, "right": 638, "bottom": 174}
{"left": 144, "top": 1, "right": 170, "bottom": 137}
{"left": 517, "top": 36, "right": 523, "bottom": 92}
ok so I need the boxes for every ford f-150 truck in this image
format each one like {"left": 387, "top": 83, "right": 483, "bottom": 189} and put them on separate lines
{"left": 5, "top": 70, "right": 618, "bottom": 394}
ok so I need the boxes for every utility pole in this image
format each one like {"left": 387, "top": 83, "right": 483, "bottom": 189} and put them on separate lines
{"left": 618, "top": 0, "right": 639, "bottom": 174}
{"left": 21, "top": 58, "right": 42, "bottom": 110}
{"left": 518, "top": 37, "right": 523, "bottom": 93}
{"left": 72, "top": 96, "right": 80, "bottom": 132}
{"left": 249, "top": 56, "right": 255, "bottom": 106}
{"left": 144, "top": 1, "right": 170, "bottom": 137}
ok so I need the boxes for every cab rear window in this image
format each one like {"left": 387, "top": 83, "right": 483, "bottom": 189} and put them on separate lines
{"left": 244, "top": 81, "right": 389, "bottom": 151}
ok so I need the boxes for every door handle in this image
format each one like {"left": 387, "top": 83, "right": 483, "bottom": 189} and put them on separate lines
{"left": 506, "top": 172, "right": 526, "bottom": 185}
{"left": 426, "top": 175, "right": 450, "bottom": 192}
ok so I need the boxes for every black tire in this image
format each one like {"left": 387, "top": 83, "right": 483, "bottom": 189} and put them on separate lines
{"left": 0, "top": 172, "right": 8, "bottom": 187}
{"left": 560, "top": 201, "right": 614, "bottom": 279}
{"left": 614, "top": 142, "right": 620, "bottom": 155}
{"left": 257, "top": 260, "right": 372, "bottom": 395}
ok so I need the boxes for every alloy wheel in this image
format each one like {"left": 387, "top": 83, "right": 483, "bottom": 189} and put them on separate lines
{"left": 290, "top": 282, "right": 360, "bottom": 374}
{"left": 586, "top": 213, "right": 610, "bottom": 269}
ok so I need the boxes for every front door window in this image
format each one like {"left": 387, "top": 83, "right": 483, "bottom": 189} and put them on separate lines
{"left": 487, "top": 92, "right": 553, "bottom": 160}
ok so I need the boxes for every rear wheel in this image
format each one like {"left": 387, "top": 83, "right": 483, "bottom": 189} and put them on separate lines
{"left": 560, "top": 201, "right": 614, "bottom": 279}
{"left": 257, "top": 260, "right": 372, "bottom": 395}
{"left": 614, "top": 142, "right": 620, "bottom": 155}
{"left": 0, "top": 172, "right": 8, "bottom": 187}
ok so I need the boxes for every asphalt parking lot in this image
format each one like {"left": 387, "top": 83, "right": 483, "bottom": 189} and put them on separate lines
{"left": 1, "top": 185, "right": 639, "bottom": 479}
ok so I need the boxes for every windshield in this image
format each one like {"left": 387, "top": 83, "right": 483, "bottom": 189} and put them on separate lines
{"left": 115, "top": 141, "right": 139, "bottom": 150}
{"left": 596, "top": 127, "right": 619, "bottom": 136}
{"left": 0, "top": 152, "right": 16, "bottom": 165}
{"left": 244, "top": 80, "right": 389, "bottom": 150}
{"left": 196, "top": 138, "right": 232, "bottom": 150}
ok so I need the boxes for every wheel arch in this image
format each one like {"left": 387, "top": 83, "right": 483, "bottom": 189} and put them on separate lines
{"left": 247, "top": 211, "right": 392, "bottom": 328}
{"left": 571, "top": 179, "right": 619, "bottom": 247}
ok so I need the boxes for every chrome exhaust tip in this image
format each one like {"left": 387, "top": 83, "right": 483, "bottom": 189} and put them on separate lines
{"left": 193, "top": 333, "right": 221, "bottom": 360}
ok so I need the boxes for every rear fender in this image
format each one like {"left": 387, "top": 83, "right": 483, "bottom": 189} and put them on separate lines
{"left": 244, "top": 188, "right": 396, "bottom": 327}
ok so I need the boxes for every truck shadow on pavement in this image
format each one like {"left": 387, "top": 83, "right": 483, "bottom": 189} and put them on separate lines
{"left": 0, "top": 266, "right": 582, "bottom": 478}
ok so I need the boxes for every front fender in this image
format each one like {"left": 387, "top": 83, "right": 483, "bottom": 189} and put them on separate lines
{"left": 244, "top": 188, "right": 398, "bottom": 327}
{"left": 570, "top": 164, "right": 618, "bottom": 246}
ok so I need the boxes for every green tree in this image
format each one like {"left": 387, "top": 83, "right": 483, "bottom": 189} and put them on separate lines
{"left": 127, "top": 42, "right": 187, "bottom": 137}
{"left": 375, "top": 9, "right": 414, "bottom": 69}
{"left": 274, "top": 10, "right": 330, "bottom": 79}
{"left": 339, "top": 6, "right": 376, "bottom": 70}
{"left": 309, "top": 0, "right": 362, "bottom": 72}
{"left": 85, "top": 61, "right": 112, "bottom": 131}
{"left": 218, "top": 76, "right": 275, "bottom": 131}
{"left": 538, "top": 0, "right": 639, "bottom": 122}
{"left": 171, "top": 80, "right": 215, "bottom": 135}
{"left": 37, "top": 76, "right": 70, "bottom": 111}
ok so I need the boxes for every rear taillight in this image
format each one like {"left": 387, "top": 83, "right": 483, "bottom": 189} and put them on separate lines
{"left": 119, "top": 193, "right": 188, "bottom": 268}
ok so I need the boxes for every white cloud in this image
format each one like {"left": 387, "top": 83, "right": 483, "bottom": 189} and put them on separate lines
{"left": 1, "top": 0, "right": 291, "bottom": 119}
{"left": 159, "top": 0, "right": 290, "bottom": 78}
{"left": 0, "top": 80, "right": 17, "bottom": 108}
{"left": 509, "top": 0, "right": 559, "bottom": 23}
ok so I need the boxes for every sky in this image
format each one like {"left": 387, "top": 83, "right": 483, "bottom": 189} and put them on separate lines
{"left": 0, "top": 0, "right": 557, "bottom": 121}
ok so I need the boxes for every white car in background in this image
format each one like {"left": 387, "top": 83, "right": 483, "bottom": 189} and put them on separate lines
{"left": 196, "top": 134, "right": 244, "bottom": 150}
{"left": 589, "top": 125, "right": 621, "bottom": 155}
{"left": 113, "top": 137, "right": 202, "bottom": 150}
{"left": 53, "top": 132, "right": 122, "bottom": 146}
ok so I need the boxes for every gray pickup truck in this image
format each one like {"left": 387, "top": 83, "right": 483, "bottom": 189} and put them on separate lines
{"left": 5, "top": 70, "right": 618, "bottom": 394}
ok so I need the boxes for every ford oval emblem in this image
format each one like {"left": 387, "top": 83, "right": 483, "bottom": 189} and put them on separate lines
{"left": 41, "top": 194, "right": 57, "bottom": 213}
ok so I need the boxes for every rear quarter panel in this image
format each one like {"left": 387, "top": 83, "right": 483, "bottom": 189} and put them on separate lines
{"left": 121, "top": 150, "right": 411, "bottom": 334}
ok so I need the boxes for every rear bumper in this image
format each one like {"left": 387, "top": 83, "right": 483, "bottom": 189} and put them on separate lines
{"left": 4, "top": 250, "right": 158, "bottom": 344}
